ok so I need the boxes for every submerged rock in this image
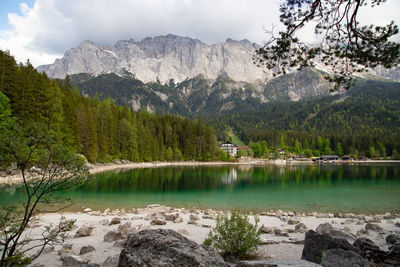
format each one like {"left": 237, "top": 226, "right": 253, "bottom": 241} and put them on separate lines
{"left": 118, "top": 229, "right": 225, "bottom": 267}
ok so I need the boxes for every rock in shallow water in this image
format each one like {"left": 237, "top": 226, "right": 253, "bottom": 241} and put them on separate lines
{"left": 118, "top": 229, "right": 225, "bottom": 267}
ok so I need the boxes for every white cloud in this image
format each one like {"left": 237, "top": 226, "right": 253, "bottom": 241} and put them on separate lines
{"left": 0, "top": 0, "right": 398, "bottom": 67}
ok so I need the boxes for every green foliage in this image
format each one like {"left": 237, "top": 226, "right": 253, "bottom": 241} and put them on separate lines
{"left": 203, "top": 211, "right": 261, "bottom": 260}
{"left": 0, "top": 120, "right": 87, "bottom": 265}
{"left": 206, "top": 81, "right": 400, "bottom": 158}
{"left": 0, "top": 50, "right": 219, "bottom": 164}
{"left": 255, "top": 0, "right": 399, "bottom": 89}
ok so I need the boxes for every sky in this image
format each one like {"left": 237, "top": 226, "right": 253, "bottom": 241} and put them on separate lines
{"left": 0, "top": 0, "right": 399, "bottom": 67}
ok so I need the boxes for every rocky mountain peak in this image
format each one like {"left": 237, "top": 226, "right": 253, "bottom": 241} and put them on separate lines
{"left": 37, "top": 35, "right": 268, "bottom": 83}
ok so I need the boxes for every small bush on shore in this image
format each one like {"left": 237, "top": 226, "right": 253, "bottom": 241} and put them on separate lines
{"left": 203, "top": 210, "right": 261, "bottom": 260}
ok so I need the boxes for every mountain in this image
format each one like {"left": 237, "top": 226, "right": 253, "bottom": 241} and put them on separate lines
{"left": 68, "top": 67, "right": 332, "bottom": 115}
{"left": 37, "top": 34, "right": 269, "bottom": 83}
{"left": 37, "top": 34, "right": 400, "bottom": 85}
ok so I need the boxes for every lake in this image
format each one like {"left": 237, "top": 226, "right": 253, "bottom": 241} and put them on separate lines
{"left": 1, "top": 164, "right": 400, "bottom": 214}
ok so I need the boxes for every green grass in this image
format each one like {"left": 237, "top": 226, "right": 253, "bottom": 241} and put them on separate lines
{"left": 228, "top": 129, "right": 246, "bottom": 146}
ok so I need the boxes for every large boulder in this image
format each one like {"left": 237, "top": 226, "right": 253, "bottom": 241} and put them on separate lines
{"left": 235, "top": 259, "right": 319, "bottom": 266}
{"left": 353, "top": 237, "right": 386, "bottom": 264}
{"left": 321, "top": 249, "right": 374, "bottom": 267}
{"left": 102, "top": 254, "right": 119, "bottom": 267}
{"left": 386, "top": 234, "right": 400, "bottom": 246}
{"left": 301, "top": 230, "right": 360, "bottom": 264}
{"left": 118, "top": 229, "right": 225, "bottom": 267}
{"left": 385, "top": 244, "right": 400, "bottom": 266}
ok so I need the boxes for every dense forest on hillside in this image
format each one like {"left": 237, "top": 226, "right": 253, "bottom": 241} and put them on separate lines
{"left": 206, "top": 81, "right": 400, "bottom": 158}
{"left": 0, "top": 50, "right": 218, "bottom": 163}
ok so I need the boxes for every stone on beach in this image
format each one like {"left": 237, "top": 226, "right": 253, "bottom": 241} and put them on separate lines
{"left": 259, "top": 225, "right": 277, "bottom": 234}
{"left": 118, "top": 229, "right": 225, "bottom": 267}
{"left": 75, "top": 225, "right": 94, "bottom": 238}
{"left": 294, "top": 223, "right": 307, "bottom": 233}
{"left": 301, "top": 230, "right": 360, "bottom": 264}
{"left": 164, "top": 213, "right": 179, "bottom": 221}
{"left": 174, "top": 216, "right": 183, "bottom": 223}
{"left": 61, "top": 255, "right": 96, "bottom": 267}
{"left": 80, "top": 245, "right": 96, "bottom": 255}
{"left": 151, "top": 219, "right": 167, "bottom": 225}
{"left": 102, "top": 254, "right": 119, "bottom": 267}
{"left": 365, "top": 222, "right": 383, "bottom": 231}
{"left": 104, "top": 231, "right": 124, "bottom": 242}
{"left": 321, "top": 248, "right": 373, "bottom": 267}
{"left": 109, "top": 217, "right": 121, "bottom": 225}
{"left": 189, "top": 214, "right": 200, "bottom": 221}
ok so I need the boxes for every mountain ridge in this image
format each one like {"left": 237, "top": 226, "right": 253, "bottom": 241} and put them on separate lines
{"left": 37, "top": 34, "right": 269, "bottom": 83}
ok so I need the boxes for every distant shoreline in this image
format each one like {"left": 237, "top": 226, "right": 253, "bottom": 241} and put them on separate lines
{"left": 1, "top": 159, "right": 399, "bottom": 185}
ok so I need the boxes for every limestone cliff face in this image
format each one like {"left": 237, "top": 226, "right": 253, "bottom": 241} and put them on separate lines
{"left": 37, "top": 34, "right": 269, "bottom": 83}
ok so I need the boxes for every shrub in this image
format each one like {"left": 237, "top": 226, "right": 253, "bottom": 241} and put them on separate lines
{"left": 203, "top": 210, "right": 261, "bottom": 260}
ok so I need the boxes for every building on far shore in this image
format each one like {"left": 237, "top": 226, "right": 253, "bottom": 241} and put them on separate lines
{"left": 219, "top": 142, "right": 237, "bottom": 157}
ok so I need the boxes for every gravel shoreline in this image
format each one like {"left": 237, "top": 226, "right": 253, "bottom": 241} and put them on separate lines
{"left": 25, "top": 205, "right": 400, "bottom": 266}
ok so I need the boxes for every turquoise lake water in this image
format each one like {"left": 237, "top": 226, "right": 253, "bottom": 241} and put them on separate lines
{"left": 1, "top": 164, "right": 400, "bottom": 214}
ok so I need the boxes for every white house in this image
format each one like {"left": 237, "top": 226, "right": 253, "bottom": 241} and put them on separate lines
{"left": 219, "top": 142, "right": 237, "bottom": 157}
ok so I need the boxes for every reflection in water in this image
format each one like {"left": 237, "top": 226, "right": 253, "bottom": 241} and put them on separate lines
{"left": 1, "top": 164, "right": 399, "bottom": 213}
{"left": 221, "top": 168, "right": 237, "bottom": 185}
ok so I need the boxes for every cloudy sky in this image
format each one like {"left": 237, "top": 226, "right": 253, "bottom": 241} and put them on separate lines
{"left": 0, "top": 0, "right": 399, "bottom": 67}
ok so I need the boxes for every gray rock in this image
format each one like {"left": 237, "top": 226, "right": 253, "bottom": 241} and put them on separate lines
{"left": 301, "top": 230, "right": 360, "bottom": 264}
{"left": 365, "top": 223, "right": 383, "bottom": 231}
{"left": 109, "top": 217, "right": 121, "bottom": 225}
{"left": 118, "top": 229, "right": 225, "bottom": 267}
{"left": 294, "top": 223, "right": 307, "bottom": 233}
{"left": 316, "top": 223, "right": 333, "bottom": 234}
{"left": 386, "top": 234, "right": 400, "bottom": 245}
{"left": 202, "top": 224, "right": 212, "bottom": 228}
{"left": 329, "top": 229, "right": 356, "bottom": 242}
{"left": 287, "top": 219, "right": 300, "bottom": 225}
{"left": 151, "top": 219, "right": 167, "bottom": 225}
{"left": 75, "top": 226, "right": 94, "bottom": 238}
{"left": 164, "top": 213, "right": 178, "bottom": 221}
{"left": 187, "top": 220, "right": 198, "bottom": 225}
{"left": 104, "top": 231, "right": 124, "bottom": 242}
{"left": 80, "top": 245, "right": 96, "bottom": 255}
{"left": 62, "top": 255, "right": 98, "bottom": 267}
{"left": 113, "top": 240, "right": 126, "bottom": 248}
{"left": 174, "top": 216, "right": 183, "bottom": 223}
{"left": 321, "top": 248, "right": 374, "bottom": 267}
{"left": 259, "top": 225, "right": 277, "bottom": 234}
{"left": 189, "top": 214, "right": 200, "bottom": 221}
{"left": 386, "top": 244, "right": 400, "bottom": 266}
{"left": 102, "top": 254, "right": 119, "bottom": 267}
{"left": 117, "top": 222, "right": 132, "bottom": 236}
{"left": 236, "top": 259, "right": 320, "bottom": 266}
{"left": 274, "top": 229, "right": 289, "bottom": 237}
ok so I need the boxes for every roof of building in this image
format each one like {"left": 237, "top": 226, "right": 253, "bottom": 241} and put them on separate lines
{"left": 219, "top": 141, "right": 237, "bottom": 146}
{"left": 237, "top": 146, "right": 249, "bottom": 149}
